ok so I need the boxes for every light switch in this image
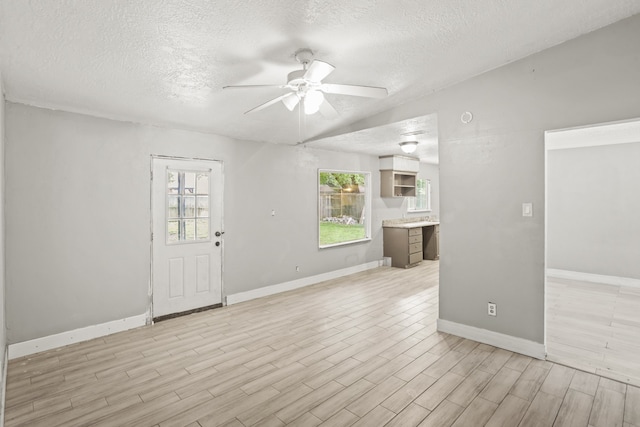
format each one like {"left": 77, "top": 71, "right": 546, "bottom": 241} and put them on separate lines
{"left": 522, "top": 203, "right": 533, "bottom": 217}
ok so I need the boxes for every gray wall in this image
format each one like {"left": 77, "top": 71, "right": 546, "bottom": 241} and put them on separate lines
{"left": 547, "top": 142, "right": 640, "bottom": 279}
{"left": 4, "top": 103, "right": 414, "bottom": 343}
{"left": 0, "top": 76, "right": 6, "bottom": 413}
{"left": 5, "top": 14, "right": 639, "bottom": 348}
{"left": 315, "top": 14, "right": 640, "bottom": 344}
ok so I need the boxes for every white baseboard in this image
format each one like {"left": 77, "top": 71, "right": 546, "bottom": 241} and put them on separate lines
{"left": 547, "top": 269, "right": 640, "bottom": 289}
{"left": 437, "top": 318, "right": 546, "bottom": 360}
{"left": 227, "top": 260, "right": 383, "bottom": 305}
{"left": 8, "top": 313, "right": 147, "bottom": 360}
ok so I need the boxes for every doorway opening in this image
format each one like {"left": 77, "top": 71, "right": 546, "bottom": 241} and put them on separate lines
{"left": 545, "top": 118, "right": 640, "bottom": 385}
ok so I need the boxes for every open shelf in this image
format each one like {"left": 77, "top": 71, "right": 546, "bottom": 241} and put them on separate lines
{"left": 381, "top": 170, "right": 416, "bottom": 197}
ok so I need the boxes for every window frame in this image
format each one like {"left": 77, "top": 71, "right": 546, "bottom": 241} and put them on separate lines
{"left": 318, "top": 169, "right": 372, "bottom": 249}
{"left": 165, "top": 168, "right": 212, "bottom": 245}
{"left": 407, "top": 178, "right": 432, "bottom": 213}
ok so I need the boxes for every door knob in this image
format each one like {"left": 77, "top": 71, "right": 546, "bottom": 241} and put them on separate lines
{"left": 215, "top": 231, "right": 224, "bottom": 237}
{"left": 215, "top": 241, "right": 221, "bottom": 247}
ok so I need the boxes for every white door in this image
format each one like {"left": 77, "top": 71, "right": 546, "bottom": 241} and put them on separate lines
{"left": 152, "top": 157, "right": 223, "bottom": 318}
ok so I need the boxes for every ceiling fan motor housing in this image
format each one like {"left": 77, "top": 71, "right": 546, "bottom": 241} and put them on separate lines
{"left": 287, "top": 69, "right": 306, "bottom": 86}
{"left": 287, "top": 69, "right": 322, "bottom": 97}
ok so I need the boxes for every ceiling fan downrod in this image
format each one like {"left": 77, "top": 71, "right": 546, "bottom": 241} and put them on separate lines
{"left": 294, "top": 48, "right": 315, "bottom": 69}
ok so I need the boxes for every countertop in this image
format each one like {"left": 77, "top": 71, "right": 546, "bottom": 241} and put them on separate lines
{"left": 382, "top": 220, "right": 439, "bottom": 229}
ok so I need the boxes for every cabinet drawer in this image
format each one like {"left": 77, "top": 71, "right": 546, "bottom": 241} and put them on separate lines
{"left": 409, "top": 252, "right": 423, "bottom": 265}
{"left": 409, "top": 235, "right": 422, "bottom": 244}
{"left": 409, "top": 243, "right": 422, "bottom": 254}
{"left": 408, "top": 228, "right": 421, "bottom": 236}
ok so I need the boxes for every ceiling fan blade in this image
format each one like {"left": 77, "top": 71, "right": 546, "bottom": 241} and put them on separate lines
{"left": 303, "top": 60, "right": 335, "bottom": 82}
{"left": 321, "top": 83, "right": 388, "bottom": 98}
{"left": 223, "top": 84, "right": 285, "bottom": 90}
{"left": 318, "top": 98, "right": 339, "bottom": 119}
{"left": 245, "top": 93, "right": 293, "bottom": 114}
{"left": 281, "top": 93, "right": 300, "bottom": 111}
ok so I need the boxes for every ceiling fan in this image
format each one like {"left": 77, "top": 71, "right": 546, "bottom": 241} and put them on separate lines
{"left": 223, "top": 48, "right": 388, "bottom": 118}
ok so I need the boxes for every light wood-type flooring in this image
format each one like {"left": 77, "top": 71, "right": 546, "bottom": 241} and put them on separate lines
{"left": 5, "top": 262, "right": 640, "bottom": 426}
{"left": 546, "top": 275, "right": 640, "bottom": 387}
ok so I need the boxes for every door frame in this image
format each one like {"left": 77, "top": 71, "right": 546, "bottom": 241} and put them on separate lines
{"left": 149, "top": 154, "right": 225, "bottom": 321}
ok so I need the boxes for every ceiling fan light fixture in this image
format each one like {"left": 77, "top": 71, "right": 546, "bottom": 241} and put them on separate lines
{"left": 399, "top": 140, "right": 418, "bottom": 154}
{"left": 304, "top": 90, "right": 324, "bottom": 115}
{"left": 282, "top": 93, "right": 300, "bottom": 111}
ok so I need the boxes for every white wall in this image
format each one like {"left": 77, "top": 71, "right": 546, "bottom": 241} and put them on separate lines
{"left": 314, "top": 13, "right": 640, "bottom": 345}
{"left": 4, "top": 103, "right": 415, "bottom": 344}
{"left": 547, "top": 141, "right": 640, "bottom": 279}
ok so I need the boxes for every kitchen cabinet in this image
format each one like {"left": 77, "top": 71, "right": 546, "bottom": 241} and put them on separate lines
{"left": 380, "top": 170, "right": 417, "bottom": 197}
{"left": 383, "top": 227, "right": 423, "bottom": 268}
{"left": 379, "top": 155, "right": 419, "bottom": 198}
{"left": 423, "top": 224, "right": 439, "bottom": 260}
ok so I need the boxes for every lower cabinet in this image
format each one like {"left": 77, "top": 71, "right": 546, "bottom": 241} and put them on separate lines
{"left": 383, "top": 227, "right": 423, "bottom": 268}
{"left": 423, "top": 224, "right": 440, "bottom": 260}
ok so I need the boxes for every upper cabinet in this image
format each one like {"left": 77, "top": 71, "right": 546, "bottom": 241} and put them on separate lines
{"left": 379, "top": 155, "right": 419, "bottom": 198}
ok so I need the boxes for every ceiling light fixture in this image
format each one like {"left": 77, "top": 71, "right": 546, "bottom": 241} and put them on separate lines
{"left": 303, "top": 90, "right": 324, "bottom": 115}
{"left": 399, "top": 140, "right": 418, "bottom": 154}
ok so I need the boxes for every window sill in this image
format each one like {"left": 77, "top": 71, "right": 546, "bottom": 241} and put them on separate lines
{"left": 407, "top": 209, "right": 432, "bottom": 213}
{"left": 319, "top": 237, "right": 371, "bottom": 249}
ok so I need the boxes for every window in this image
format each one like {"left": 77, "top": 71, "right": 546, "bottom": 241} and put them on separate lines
{"left": 166, "top": 169, "right": 210, "bottom": 242}
{"left": 318, "top": 170, "right": 371, "bottom": 248}
{"left": 407, "top": 178, "right": 431, "bottom": 212}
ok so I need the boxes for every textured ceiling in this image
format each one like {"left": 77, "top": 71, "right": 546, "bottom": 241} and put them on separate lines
{"left": 306, "top": 114, "right": 440, "bottom": 164}
{"left": 1, "top": 1, "right": 639, "bottom": 160}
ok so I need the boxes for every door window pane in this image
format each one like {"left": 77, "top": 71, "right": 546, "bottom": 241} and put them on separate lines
{"left": 183, "top": 196, "right": 196, "bottom": 217}
{"left": 196, "top": 196, "right": 209, "bottom": 217}
{"left": 184, "top": 219, "right": 196, "bottom": 241}
{"left": 167, "top": 220, "right": 180, "bottom": 242}
{"left": 167, "top": 171, "right": 179, "bottom": 194}
{"left": 168, "top": 196, "right": 180, "bottom": 218}
{"left": 196, "top": 173, "right": 209, "bottom": 194}
{"left": 184, "top": 172, "right": 196, "bottom": 194}
{"left": 166, "top": 168, "right": 211, "bottom": 243}
{"left": 196, "top": 219, "right": 209, "bottom": 240}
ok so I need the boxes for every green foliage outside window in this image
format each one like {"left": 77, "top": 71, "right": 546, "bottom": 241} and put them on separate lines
{"left": 319, "top": 172, "right": 365, "bottom": 188}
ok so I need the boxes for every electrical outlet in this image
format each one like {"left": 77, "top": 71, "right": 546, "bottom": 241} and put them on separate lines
{"left": 295, "top": 266, "right": 300, "bottom": 272}
{"left": 488, "top": 302, "right": 497, "bottom": 317}
{"left": 271, "top": 210, "right": 276, "bottom": 216}
{"left": 522, "top": 203, "right": 533, "bottom": 217}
